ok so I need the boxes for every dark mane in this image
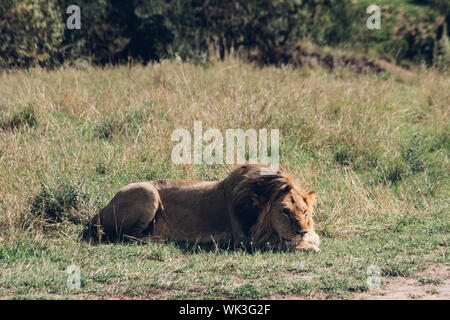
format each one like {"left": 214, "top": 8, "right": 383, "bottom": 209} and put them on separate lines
{"left": 222, "top": 164, "right": 294, "bottom": 245}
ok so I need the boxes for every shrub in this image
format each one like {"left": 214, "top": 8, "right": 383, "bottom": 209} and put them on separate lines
{"left": 335, "top": 146, "right": 356, "bottom": 167}
{"left": 434, "top": 23, "right": 450, "bottom": 71}
{"left": 95, "top": 162, "right": 107, "bottom": 175}
{"left": 383, "top": 158, "right": 410, "bottom": 184}
{"left": 93, "top": 108, "right": 150, "bottom": 139}
{"left": 0, "top": 0, "right": 447, "bottom": 69}
{"left": 0, "top": 0, "right": 64, "bottom": 68}
{"left": 30, "top": 180, "right": 90, "bottom": 224}
{"left": 0, "top": 105, "right": 37, "bottom": 131}
{"left": 93, "top": 117, "right": 125, "bottom": 140}
{"left": 57, "top": 0, "right": 173, "bottom": 64}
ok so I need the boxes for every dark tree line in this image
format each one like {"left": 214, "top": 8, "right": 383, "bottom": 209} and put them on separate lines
{"left": 0, "top": 0, "right": 449, "bottom": 68}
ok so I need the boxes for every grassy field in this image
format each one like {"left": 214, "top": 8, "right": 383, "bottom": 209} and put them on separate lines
{"left": 0, "top": 59, "right": 448, "bottom": 299}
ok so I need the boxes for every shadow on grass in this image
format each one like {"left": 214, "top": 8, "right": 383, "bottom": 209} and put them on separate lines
{"left": 80, "top": 230, "right": 276, "bottom": 254}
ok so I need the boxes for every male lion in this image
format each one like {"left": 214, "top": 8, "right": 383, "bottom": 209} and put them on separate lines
{"left": 84, "top": 164, "right": 320, "bottom": 252}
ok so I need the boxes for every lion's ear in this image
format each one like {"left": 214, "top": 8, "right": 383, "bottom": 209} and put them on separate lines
{"left": 303, "top": 191, "right": 316, "bottom": 207}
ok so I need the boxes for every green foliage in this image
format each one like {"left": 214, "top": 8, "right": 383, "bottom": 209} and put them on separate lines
{"left": 95, "top": 162, "right": 107, "bottom": 175}
{"left": 230, "top": 282, "right": 266, "bottom": 298}
{"left": 0, "top": 0, "right": 64, "bottom": 68}
{"left": 424, "top": 0, "right": 450, "bottom": 16}
{"left": 57, "top": 0, "right": 173, "bottom": 64}
{"left": 304, "top": 0, "right": 358, "bottom": 45}
{"left": 0, "top": 0, "right": 448, "bottom": 67}
{"left": 92, "top": 108, "right": 150, "bottom": 140}
{"left": 0, "top": 104, "right": 37, "bottom": 131}
{"left": 93, "top": 116, "right": 126, "bottom": 140}
{"left": 418, "top": 277, "right": 443, "bottom": 285}
{"left": 0, "top": 241, "right": 47, "bottom": 263}
{"left": 319, "top": 276, "right": 367, "bottom": 295}
{"left": 165, "top": 0, "right": 359, "bottom": 63}
{"left": 30, "top": 180, "right": 90, "bottom": 224}
{"left": 356, "top": 0, "right": 445, "bottom": 65}
{"left": 434, "top": 23, "right": 450, "bottom": 71}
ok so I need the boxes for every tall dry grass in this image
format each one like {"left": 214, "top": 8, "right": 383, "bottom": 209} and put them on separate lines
{"left": 0, "top": 59, "right": 448, "bottom": 239}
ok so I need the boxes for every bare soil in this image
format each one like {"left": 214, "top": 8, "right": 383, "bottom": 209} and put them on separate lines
{"left": 354, "top": 264, "right": 450, "bottom": 300}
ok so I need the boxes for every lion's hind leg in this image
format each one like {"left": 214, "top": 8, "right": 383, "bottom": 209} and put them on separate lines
{"left": 119, "top": 183, "right": 161, "bottom": 241}
{"left": 87, "top": 182, "right": 161, "bottom": 242}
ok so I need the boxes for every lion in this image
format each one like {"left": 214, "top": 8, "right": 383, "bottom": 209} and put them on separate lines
{"left": 83, "top": 164, "right": 320, "bottom": 252}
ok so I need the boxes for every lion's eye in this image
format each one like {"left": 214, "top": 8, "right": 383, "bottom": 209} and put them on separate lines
{"left": 304, "top": 210, "right": 308, "bottom": 217}
{"left": 282, "top": 209, "right": 291, "bottom": 217}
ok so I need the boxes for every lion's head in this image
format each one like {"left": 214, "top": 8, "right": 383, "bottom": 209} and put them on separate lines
{"left": 265, "top": 187, "right": 316, "bottom": 250}
{"left": 227, "top": 165, "right": 317, "bottom": 250}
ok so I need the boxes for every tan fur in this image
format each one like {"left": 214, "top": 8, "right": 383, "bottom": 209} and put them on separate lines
{"left": 84, "top": 164, "right": 320, "bottom": 252}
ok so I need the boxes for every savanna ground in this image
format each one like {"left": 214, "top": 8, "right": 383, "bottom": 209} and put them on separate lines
{"left": 0, "top": 59, "right": 448, "bottom": 299}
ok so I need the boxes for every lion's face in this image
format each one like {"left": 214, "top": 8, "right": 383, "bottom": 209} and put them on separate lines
{"left": 269, "top": 189, "right": 315, "bottom": 249}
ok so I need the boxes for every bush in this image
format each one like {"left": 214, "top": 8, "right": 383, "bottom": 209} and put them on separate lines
{"left": 93, "top": 107, "right": 151, "bottom": 139}
{"left": 383, "top": 157, "right": 410, "bottom": 184}
{"left": 0, "top": 0, "right": 64, "bottom": 68}
{"left": 57, "top": 0, "right": 173, "bottom": 64}
{"left": 434, "top": 23, "right": 450, "bottom": 71}
{"left": 335, "top": 146, "right": 356, "bottom": 167}
{"left": 0, "top": 0, "right": 447, "bottom": 67}
{"left": 93, "top": 117, "right": 125, "bottom": 140}
{"left": 0, "top": 0, "right": 361, "bottom": 67}
{"left": 167, "top": 0, "right": 359, "bottom": 63}
{"left": 30, "top": 180, "right": 90, "bottom": 224}
{"left": 0, "top": 105, "right": 37, "bottom": 131}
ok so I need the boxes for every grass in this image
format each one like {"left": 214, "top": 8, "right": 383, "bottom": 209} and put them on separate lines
{"left": 418, "top": 277, "right": 443, "bottom": 285}
{"left": 0, "top": 104, "right": 37, "bottom": 131}
{"left": 0, "top": 59, "right": 448, "bottom": 299}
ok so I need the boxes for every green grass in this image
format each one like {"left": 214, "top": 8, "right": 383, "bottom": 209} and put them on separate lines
{"left": 0, "top": 59, "right": 448, "bottom": 299}
{"left": 418, "top": 277, "right": 443, "bottom": 285}
{"left": 0, "top": 213, "right": 446, "bottom": 299}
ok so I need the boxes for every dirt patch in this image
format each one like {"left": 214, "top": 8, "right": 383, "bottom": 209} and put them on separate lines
{"left": 354, "top": 264, "right": 450, "bottom": 300}
{"left": 285, "top": 273, "right": 315, "bottom": 282}
{"left": 266, "top": 294, "right": 311, "bottom": 300}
